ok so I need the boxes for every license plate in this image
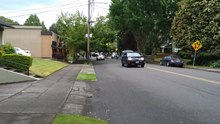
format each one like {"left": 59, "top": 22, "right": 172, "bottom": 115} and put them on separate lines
{"left": 136, "top": 61, "right": 139, "bottom": 63}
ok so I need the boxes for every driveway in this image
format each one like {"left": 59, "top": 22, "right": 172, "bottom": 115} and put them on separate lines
{"left": 0, "top": 68, "right": 37, "bottom": 84}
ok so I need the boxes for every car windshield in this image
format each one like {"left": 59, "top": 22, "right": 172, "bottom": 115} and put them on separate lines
{"left": 127, "top": 52, "right": 141, "bottom": 57}
{"left": 171, "top": 56, "right": 181, "bottom": 59}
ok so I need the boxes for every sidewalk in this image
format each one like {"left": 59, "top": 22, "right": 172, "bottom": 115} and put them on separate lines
{"left": 62, "top": 64, "right": 95, "bottom": 115}
{"left": 0, "top": 64, "right": 84, "bottom": 124}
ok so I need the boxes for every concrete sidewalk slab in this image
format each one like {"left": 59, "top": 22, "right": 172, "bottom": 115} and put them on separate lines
{"left": 0, "top": 68, "right": 38, "bottom": 84}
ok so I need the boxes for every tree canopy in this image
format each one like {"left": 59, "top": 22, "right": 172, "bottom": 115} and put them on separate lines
{"left": 24, "top": 14, "right": 41, "bottom": 26}
{"left": 55, "top": 11, "right": 87, "bottom": 60}
{"left": 0, "top": 16, "right": 19, "bottom": 25}
{"left": 171, "top": 0, "right": 220, "bottom": 59}
{"left": 90, "top": 16, "right": 118, "bottom": 52}
{"left": 109, "top": 0, "right": 180, "bottom": 54}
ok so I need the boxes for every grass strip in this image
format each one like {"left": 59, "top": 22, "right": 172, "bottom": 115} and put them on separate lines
{"left": 76, "top": 73, "right": 96, "bottom": 81}
{"left": 53, "top": 114, "right": 107, "bottom": 124}
{"left": 30, "top": 58, "right": 68, "bottom": 77}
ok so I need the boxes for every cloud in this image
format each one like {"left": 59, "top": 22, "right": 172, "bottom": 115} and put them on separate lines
{"left": 0, "top": 0, "right": 111, "bottom": 28}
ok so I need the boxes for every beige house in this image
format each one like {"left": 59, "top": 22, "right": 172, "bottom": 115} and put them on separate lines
{"left": 2, "top": 25, "right": 64, "bottom": 58}
{"left": 0, "top": 19, "right": 14, "bottom": 45}
{"left": 4, "top": 26, "right": 42, "bottom": 57}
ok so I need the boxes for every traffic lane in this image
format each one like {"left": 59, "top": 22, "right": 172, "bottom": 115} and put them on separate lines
{"left": 146, "top": 63, "right": 220, "bottom": 97}
{"left": 92, "top": 59, "right": 220, "bottom": 124}
{"left": 147, "top": 63, "right": 220, "bottom": 84}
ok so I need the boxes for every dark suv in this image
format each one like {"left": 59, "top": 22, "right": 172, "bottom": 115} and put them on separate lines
{"left": 121, "top": 52, "right": 145, "bottom": 67}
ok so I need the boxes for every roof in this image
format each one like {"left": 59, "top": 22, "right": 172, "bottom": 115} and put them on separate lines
{"left": 41, "top": 31, "right": 52, "bottom": 35}
{"left": 0, "top": 19, "right": 15, "bottom": 28}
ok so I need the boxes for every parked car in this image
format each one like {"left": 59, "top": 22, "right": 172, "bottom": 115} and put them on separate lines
{"left": 160, "top": 55, "right": 184, "bottom": 67}
{"left": 96, "top": 53, "right": 105, "bottom": 60}
{"left": 14, "top": 47, "right": 31, "bottom": 56}
{"left": 111, "top": 52, "right": 119, "bottom": 59}
{"left": 121, "top": 52, "right": 145, "bottom": 67}
{"left": 121, "top": 50, "right": 134, "bottom": 54}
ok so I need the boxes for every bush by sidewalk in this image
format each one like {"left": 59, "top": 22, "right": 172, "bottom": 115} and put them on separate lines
{"left": 0, "top": 54, "right": 32, "bottom": 73}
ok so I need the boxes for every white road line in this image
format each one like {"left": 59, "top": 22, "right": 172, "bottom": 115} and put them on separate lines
{"left": 147, "top": 67, "right": 220, "bottom": 85}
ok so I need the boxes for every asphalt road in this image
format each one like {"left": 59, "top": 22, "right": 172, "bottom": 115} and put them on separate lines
{"left": 89, "top": 59, "right": 220, "bottom": 124}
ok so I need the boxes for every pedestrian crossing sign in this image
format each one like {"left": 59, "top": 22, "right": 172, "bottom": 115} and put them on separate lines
{"left": 192, "top": 40, "right": 202, "bottom": 51}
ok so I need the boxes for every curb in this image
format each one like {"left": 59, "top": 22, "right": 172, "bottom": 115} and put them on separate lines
{"left": 62, "top": 64, "right": 95, "bottom": 115}
{"left": 146, "top": 63, "right": 220, "bottom": 73}
{"left": 186, "top": 67, "right": 220, "bottom": 73}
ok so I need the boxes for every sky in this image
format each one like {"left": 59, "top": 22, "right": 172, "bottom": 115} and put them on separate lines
{"left": 0, "top": 0, "right": 111, "bottom": 28}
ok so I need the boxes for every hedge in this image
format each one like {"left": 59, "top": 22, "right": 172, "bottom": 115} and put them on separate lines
{"left": 0, "top": 50, "right": 4, "bottom": 57}
{"left": 0, "top": 54, "right": 33, "bottom": 72}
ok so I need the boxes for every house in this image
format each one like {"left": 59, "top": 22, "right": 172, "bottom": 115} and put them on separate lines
{"left": 3, "top": 25, "right": 42, "bottom": 57}
{"left": 2, "top": 25, "right": 66, "bottom": 58}
{"left": 0, "top": 19, "right": 14, "bottom": 45}
{"left": 41, "top": 31, "right": 67, "bottom": 59}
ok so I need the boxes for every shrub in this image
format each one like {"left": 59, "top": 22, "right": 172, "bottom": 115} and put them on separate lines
{"left": 209, "top": 60, "right": 220, "bottom": 68}
{"left": 195, "top": 52, "right": 219, "bottom": 66}
{"left": 0, "top": 54, "right": 33, "bottom": 71}
{"left": 0, "top": 43, "right": 15, "bottom": 54}
{"left": 0, "top": 50, "right": 5, "bottom": 57}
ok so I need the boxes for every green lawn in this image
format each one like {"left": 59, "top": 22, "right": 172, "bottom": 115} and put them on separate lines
{"left": 53, "top": 114, "right": 107, "bottom": 124}
{"left": 30, "top": 58, "right": 68, "bottom": 77}
{"left": 76, "top": 73, "right": 96, "bottom": 81}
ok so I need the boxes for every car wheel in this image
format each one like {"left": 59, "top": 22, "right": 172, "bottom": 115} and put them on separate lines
{"left": 166, "top": 62, "right": 170, "bottom": 66}
{"left": 141, "top": 64, "right": 145, "bottom": 67}
{"left": 160, "top": 62, "right": 163, "bottom": 66}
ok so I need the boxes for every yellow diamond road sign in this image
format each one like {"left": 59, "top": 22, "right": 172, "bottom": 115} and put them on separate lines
{"left": 192, "top": 40, "right": 202, "bottom": 51}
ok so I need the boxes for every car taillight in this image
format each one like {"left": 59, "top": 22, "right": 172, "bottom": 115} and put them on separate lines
{"left": 171, "top": 59, "right": 174, "bottom": 62}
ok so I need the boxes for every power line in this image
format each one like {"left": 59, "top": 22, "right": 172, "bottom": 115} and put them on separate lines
{"left": 5, "top": 3, "right": 88, "bottom": 18}
{"left": 95, "top": 5, "right": 109, "bottom": 10}
{"left": 0, "top": 0, "right": 83, "bottom": 15}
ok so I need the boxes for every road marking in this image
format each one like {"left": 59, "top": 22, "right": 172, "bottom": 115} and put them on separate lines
{"left": 147, "top": 67, "right": 220, "bottom": 85}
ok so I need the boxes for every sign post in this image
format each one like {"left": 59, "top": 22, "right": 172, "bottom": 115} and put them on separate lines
{"left": 191, "top": 40, "right": 202, "bottom": 66}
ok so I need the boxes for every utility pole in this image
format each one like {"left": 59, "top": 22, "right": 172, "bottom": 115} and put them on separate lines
{"left": 87, "top": 0, "right": 91, "bottom": 60}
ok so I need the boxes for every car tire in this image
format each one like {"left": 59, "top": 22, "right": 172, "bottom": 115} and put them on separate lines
{"left": 166, "top": 62, "right": 170, "bottom": 66}
{"left": 160, "top": 62, "right": 163, "bottom": 66}
{"left": 141, "top": 64, "right": 145, "bottom": 68}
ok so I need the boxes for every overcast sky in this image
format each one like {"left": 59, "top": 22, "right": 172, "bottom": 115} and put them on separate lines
{"left": 0, "top": 0, "right": 111, "bottom": 28}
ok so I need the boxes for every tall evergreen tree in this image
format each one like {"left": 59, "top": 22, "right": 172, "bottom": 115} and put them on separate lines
{"left": 171, "top": 0, "right": 220, "bottom": 61}
{"left": 24, "top": 14, "right": 41, "bottom": 26}
{"left": 41, "top": 21, "right": 48, "bottom": 31}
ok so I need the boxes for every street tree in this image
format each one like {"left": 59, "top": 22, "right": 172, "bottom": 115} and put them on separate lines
{"left": 109, "top": 0, "right": 180, "bottom": 54}
{"left": 91, "top": 16, "right": 118, "bottom": 52}
{"left": 56, "top": 11, "right": 87, "bottom": 61}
